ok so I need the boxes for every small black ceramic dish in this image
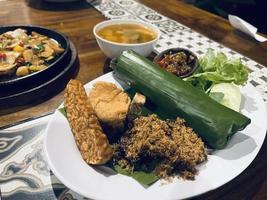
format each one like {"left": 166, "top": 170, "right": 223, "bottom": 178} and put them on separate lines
{"left": 153, "top": 48, "right": 199, "bottom": 78}
{"left": 0, "top": 25, "right": 70, "bottom": 96}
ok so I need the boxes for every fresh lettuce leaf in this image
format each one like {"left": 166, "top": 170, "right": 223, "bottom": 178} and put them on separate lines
{"left": 185, "top": 49, "right": 249, "bottom": 91}
{"left": 199, "top": 50, "right": 227, "bottom": 72}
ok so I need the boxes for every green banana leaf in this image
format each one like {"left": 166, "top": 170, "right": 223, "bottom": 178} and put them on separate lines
{"left": 59, "top": 107, "right": 67, "bottom": 118}
{"left": 106, "top": 162, "right": 159, "bottom": 186}
{"left": 114, "top": 50, "right": 251, "bottom": 149}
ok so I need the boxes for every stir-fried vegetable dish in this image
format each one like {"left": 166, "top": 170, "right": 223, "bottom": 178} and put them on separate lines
{"left": 0, "top": 28, "right": 64, "bottom": 77}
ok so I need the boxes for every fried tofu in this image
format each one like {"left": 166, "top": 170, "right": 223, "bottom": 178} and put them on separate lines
{"left": 64, "top": 80, "right": 113, "bottom": 165}
{"left": 88, "top": 82, "right": 131, "bottom": 131}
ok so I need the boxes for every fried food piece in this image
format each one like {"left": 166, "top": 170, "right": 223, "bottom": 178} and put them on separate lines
{"left": 88, "top": 82, "right": 131, "bottom": 130}
{"left": 64, "top": 80, "right": 113, "bottom": 165}
{"left": 127, "top": 93, "right": 146, "bottom": 121}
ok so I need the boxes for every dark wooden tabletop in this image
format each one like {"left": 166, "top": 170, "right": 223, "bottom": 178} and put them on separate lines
{"left": 0, "top": 0, "right": 266, "bottom": 199}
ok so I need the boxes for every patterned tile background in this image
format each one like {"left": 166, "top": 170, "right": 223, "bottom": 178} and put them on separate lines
{"left": 1, "top": 0, "right": 266, "bottom": 200}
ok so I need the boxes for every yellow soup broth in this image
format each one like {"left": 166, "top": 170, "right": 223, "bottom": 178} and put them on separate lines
{"left": 97, "top": 23, "right": 157, "bottom": 44}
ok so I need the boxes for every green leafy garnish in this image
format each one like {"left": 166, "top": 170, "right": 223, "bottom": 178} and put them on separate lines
{"left": 32, "top": 44, "right": 45, "bottom": 53}
{"left": 185, "top": 49, "right": 249, "bottom": 91}
{"left": 209, "top": 92, "right": 224, "bottom": 103}
{"left": 58, "top": 107, "right": 67, "bottom": 118}
{"left": 23, "top": 62, "right": 32, "bottom": 66}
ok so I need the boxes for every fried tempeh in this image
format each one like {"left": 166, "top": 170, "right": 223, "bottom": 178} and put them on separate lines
{"left": 64, "top": 80, "right": 113, "bottom": 165}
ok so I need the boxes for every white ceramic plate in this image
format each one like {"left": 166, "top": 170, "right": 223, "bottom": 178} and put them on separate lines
{"left": 44, "top": 72, "right": 267, "bottom": 200}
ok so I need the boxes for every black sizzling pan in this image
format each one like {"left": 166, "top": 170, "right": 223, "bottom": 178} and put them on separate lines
{"left": 0, "top": 25, "right": 70, "bottom": 96}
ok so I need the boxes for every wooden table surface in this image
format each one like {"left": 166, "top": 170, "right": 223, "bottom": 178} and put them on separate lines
{"left": 0, "top": 0, "right": 267, "bottom": 199}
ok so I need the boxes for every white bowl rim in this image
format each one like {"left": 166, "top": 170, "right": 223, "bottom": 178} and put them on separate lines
{"left": 93, "top": 19, "right": 161, "bottom": 47}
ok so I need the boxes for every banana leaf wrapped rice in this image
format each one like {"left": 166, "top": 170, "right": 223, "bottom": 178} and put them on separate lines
{"left": 113, "top": 50, "right": 251, "bottom": 149}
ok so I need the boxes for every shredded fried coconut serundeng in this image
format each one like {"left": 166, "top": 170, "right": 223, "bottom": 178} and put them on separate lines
{"left": 114, "top": 114, "right": 207, "bottom": 180}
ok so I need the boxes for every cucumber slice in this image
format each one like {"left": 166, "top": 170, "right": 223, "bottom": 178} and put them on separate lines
{"left": 210, "top": 83, "right": 241, "bottom": 112}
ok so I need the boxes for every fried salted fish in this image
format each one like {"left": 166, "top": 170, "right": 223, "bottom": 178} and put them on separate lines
{"left": 64, "top": 80, "right": 113, "bottom": 165}
{"left": 88, "top": 82, "right": 131, "bottom": 131}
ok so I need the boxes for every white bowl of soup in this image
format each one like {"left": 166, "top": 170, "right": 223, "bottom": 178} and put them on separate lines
{"left": 93, "top": 19, "right": 160, "bottom": 58}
